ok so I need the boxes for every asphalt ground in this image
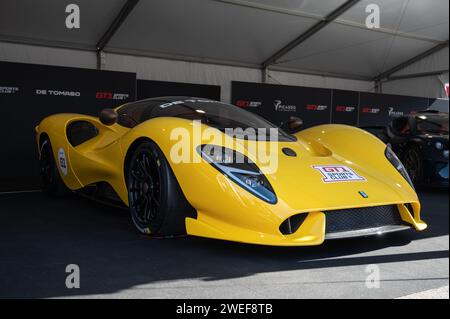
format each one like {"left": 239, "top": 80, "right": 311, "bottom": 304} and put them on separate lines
{"left": 0, "top": 190, "right": 448, "bottom": 299}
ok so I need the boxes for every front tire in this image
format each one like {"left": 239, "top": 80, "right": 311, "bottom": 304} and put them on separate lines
{"left": 403, "top": 145, "right": 424, "bottom": 186}
{"left": 126, "top": 140, "right": 195, "bottom": 236}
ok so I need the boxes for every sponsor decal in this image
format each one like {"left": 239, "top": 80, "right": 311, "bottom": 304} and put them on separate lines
{"left": 361, "top": 107, "right": 380, "bottom": 114}
{"left": 0, "top": 86, "right": 19, "bottom": 94}
{"left": 95, "top": 92, "right": 129, "bottom": 100}
{"left": 36, "top": 89, "right": 80, "bottom": 97}
{"left": 306, "top": 104, "right": 328, "bottom": 111}
{"left": 274, "top": 100, "right": 296, "bottom": 112}
{"left": 58, "top": 148, "right": 68, "bottom": 176}
{"left": 335, "top": 105, "right": 355, "bottom": 112}
{"left": 313, "top": 165, "right": 366, "bottom": 183}
{"left": 236, "top": 100, "right": 262, "bottom": 108}
{"left": 388, "top": 107, "right": 404, "bottom": 117}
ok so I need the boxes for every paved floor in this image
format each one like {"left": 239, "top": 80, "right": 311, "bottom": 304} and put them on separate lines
{"left": 0, "top": 190, "right": 448, "bottom": 299}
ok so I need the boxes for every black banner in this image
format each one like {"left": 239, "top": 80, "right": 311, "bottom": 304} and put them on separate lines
{"left": 231, "top": 81, "right": 331, "bottom": 129}
{"left": 0, "top": 61, "right": 136, "bottom": 191}
{"left": 137, "top": 79, "right": 221, "bottom": 100}
{"left": 358, "top": 92, "right": 429, "bottom": 127}
{"left": 331, "top": 89, "right": 359, "bottom": 126}
{"left": 232, "top": 81, "right": 434, "bottom": 129}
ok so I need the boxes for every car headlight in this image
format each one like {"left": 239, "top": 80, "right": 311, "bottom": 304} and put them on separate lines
{"left": 197, "top": 145, "right": 277, "bottom": 204}
{"left": 444, "top": 150, "right": 449, "bottom": 159}
{"left": 385, "top": 146, "right": 414, "bottom": 189}
{"left": 435, "top": 142, "right": 444, "bottom": 150}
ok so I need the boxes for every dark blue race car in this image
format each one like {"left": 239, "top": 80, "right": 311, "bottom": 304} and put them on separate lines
{"left": 385, "top": 111, "right": 448, "bottom": 188}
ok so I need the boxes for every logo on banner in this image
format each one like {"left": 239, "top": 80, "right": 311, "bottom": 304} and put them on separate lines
{"left": 36, "top": 89, "right": 80, "bottom": 97}
{"left": 336, "top": 105, "right": 355, "bottom": 112}
{"left": 306, "top": 104, "right": 328, "bottom": 111}
{"left": 362, "top": 107, "right": 380, "bottom": 114}
{"left": 313, "top": 165, "right": 366, "bottom": 183}
{"left": 274, "top": 100, "right": 296, "bottom": 112}
{"left": 388, "top": 107, "right": 404, "bottom": 117}
{"left": 96, "top": 92, "right": 130, "bottom": 101}
{"left": 236, "top": 100, "right": 262, "bottom": 108}
{"left": 58, "top": 148, "right": 68, "bottom": 176}
{"left": 0, "top": 86, "right": 19, "bottom": 94}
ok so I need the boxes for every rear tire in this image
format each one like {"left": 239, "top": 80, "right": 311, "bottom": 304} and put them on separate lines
{"left": 39, "top": 138, "right": 69, "bottom": 196}
{"left": 126, "top": 140, "right": 195, "bottom": 236}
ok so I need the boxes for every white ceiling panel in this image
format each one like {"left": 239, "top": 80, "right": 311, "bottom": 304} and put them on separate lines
{"left": 0, "top": 0, "right": 447, "bottom": 79}
{"left": 277, "top": 23, "right": 439, "bottom": 78}
{"left": 338, "top": 0, "right": 449, "bottom": 41}
{"left": 0, "top": 0, "right": 126, "bottom": 49}
{"left": 107, "top": 0, "right": 318, "bottom": 64}
{"left": 223, "top": 0, "right": 348, "bottom": 17}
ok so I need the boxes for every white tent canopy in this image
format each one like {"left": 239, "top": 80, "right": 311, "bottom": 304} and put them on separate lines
{"left": 0, "top": 0, "right": 448, "bottom": 98}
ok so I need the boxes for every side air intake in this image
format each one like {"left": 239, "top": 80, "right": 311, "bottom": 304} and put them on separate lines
{"left": 279, "top": 213, "right": 308, "bottom": 235}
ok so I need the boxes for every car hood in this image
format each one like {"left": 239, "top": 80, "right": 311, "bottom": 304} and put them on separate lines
{"left": 233, "top": 136, "right": 416, "bottom": 216}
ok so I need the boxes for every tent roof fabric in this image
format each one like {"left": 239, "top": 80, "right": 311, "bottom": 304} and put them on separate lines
{"left": 0, "top": 0, "right": 448, "bottom": 81}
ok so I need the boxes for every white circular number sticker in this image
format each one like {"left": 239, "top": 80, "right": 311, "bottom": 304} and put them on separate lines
{"left": 58, "top": 148, "right": 68, "bottom": 176}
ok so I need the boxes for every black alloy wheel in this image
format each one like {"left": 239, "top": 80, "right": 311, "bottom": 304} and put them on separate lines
{"left": 126, "top": 140, "right": 197, "bottom": 236}
{"left": 403, "top": 146, "right": 423, "bottom": 185}
{"left": 128, "top": 148, "right": 162, "bottom": 234}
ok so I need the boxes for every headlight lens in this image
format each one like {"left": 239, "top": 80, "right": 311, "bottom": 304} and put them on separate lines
{"left": 435, "top": 142, "right": 444, "bottom": 150}
{"left": 385, "top": 146, "right": 414, "bottom": 189}
{"left": 197, "top": 145, "right": 277, "bottom": 204}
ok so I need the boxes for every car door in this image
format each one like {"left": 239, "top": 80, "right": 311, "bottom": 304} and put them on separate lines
{"left": 66, "top": 117, "right": 128, "bottom": 188}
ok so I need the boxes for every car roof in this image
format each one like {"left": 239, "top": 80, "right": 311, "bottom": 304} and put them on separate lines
{"left": 137, "top": 96, "right": 216, "bottom": 103}
{"left": 403, "top": 111, "right": 448, "bottom": 119}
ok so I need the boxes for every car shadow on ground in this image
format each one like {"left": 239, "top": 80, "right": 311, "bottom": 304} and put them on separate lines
{"left": 0, "top": 189, "right": 447, "bottom": 298}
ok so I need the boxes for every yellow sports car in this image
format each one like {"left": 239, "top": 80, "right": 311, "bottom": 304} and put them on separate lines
{"left": 35, "top": 97, "right": 427, "bottom": 246}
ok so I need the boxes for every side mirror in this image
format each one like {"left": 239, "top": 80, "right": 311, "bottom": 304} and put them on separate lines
{"left": 99, "top": 108, "right": 118, "bottom": 126}
{"left": 281, "top": 117, "right": 303, "bottom": 133}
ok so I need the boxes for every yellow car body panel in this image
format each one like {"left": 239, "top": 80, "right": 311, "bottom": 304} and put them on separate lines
{"left": 36, "top": 112, "right": 427, "bottom": 246}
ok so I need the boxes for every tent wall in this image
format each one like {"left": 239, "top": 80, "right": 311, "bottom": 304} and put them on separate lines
{"left": 381, "top": 47, "right": 449, "bottom": 99}
{"left": 104, "top": 52, "right": 373, "bottom": 102}
{"left": 0, "top": 41, "right": 446, "bottom": 102}
{"left": 381, "top": 74, "right": 448, "bottom": 100}
{"left": 0, "top": 42, "right": 96, "bottom": 69}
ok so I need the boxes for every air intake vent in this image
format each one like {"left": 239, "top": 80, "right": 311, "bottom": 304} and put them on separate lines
{"left": 279, "top": 213, "right": 308, "bottom": 235}
{"left": 325, "top": 205, "right": 405, "bottom": 234}
{"left": 405, "top": 203, "right": 414, "bottom": 215}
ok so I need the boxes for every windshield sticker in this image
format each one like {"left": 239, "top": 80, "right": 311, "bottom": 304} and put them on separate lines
{"left": 313, "top": 165, "right": 366, "bottom": 183}
{"left": 159, "top": 99, "right": 226, "bottom": 108}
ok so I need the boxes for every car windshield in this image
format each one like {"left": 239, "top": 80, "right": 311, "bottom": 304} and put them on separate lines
{"left": 416, "top": 114, "right": 449, "bottom": 134}
{"left": 118, "top": 98, "right": 296, "bottom": 141}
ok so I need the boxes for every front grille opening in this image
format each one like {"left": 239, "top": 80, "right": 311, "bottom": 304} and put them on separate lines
{"left": 279, "top": 213, "right": 308, "bottom": 235}
{"left": 325, "top": 205, "right": 406, "bottom": 234}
